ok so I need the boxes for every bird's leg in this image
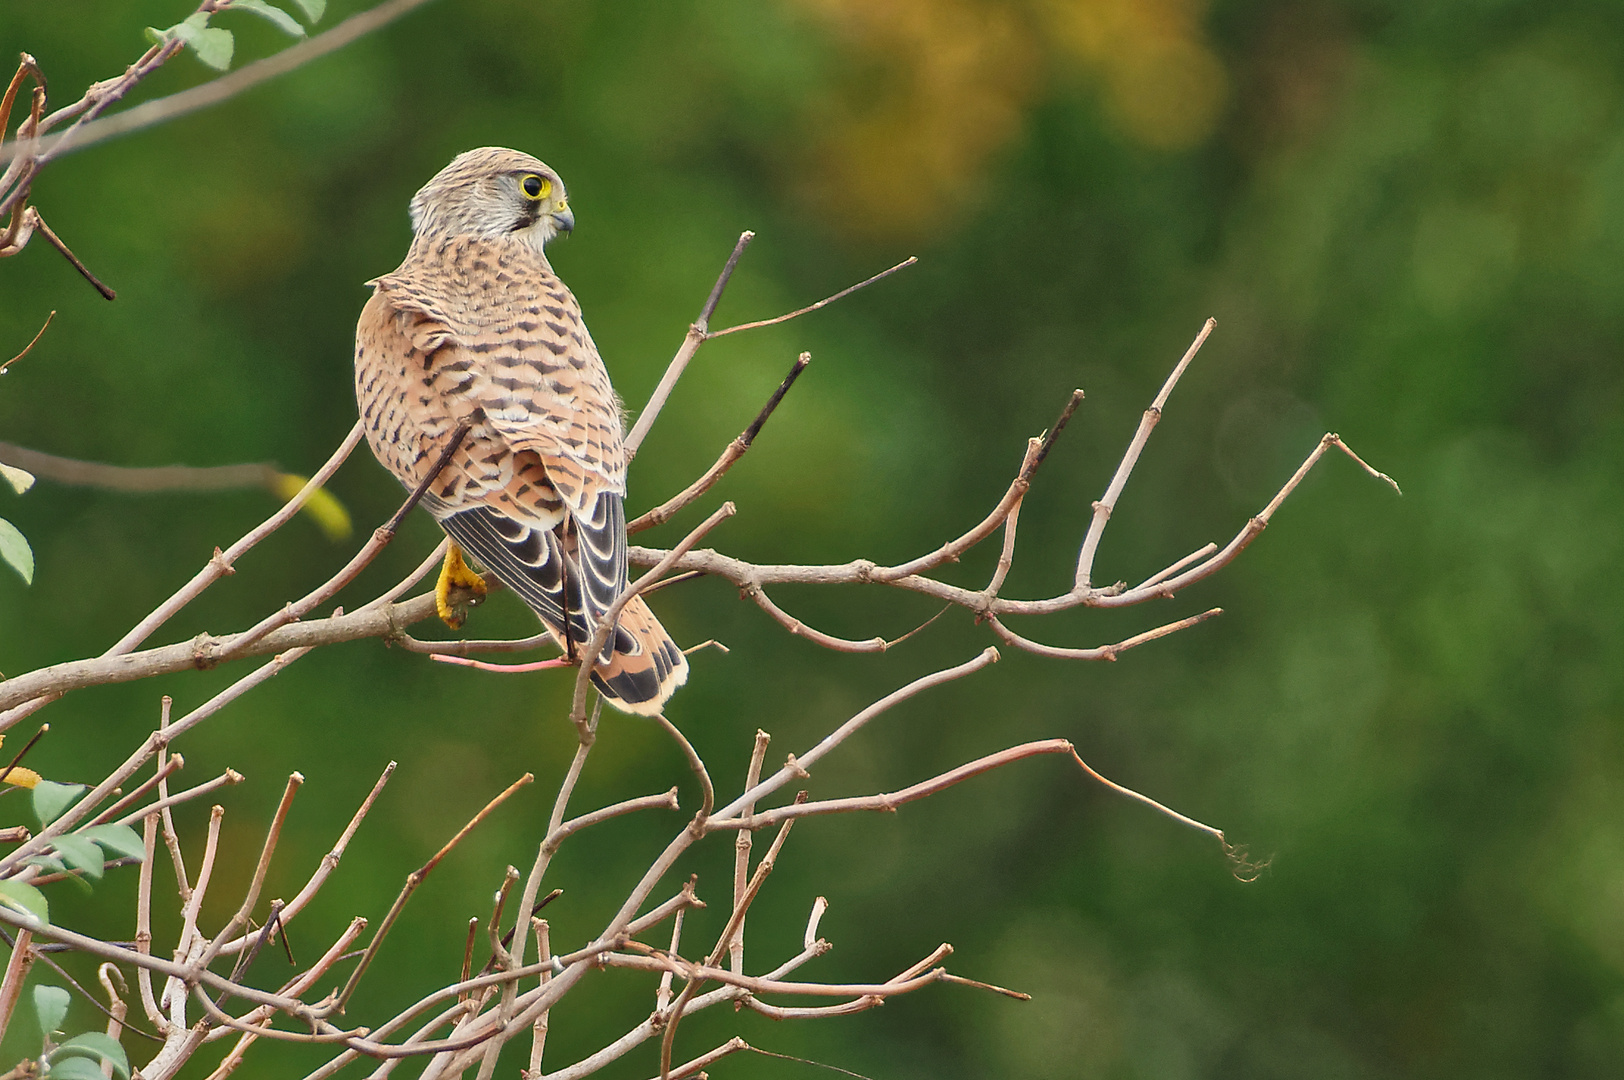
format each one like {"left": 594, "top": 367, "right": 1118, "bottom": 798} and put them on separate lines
{"left": 436, "top": 541, "right": 488, "bottom": 629}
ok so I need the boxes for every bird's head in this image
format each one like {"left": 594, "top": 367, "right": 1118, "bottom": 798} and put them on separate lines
{"left": 408, "top": 147, "right": 575, "bottom": 254}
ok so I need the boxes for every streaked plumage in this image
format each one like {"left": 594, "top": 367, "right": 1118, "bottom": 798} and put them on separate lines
{"left": 354, "top": 147, "right": 688, "bottom": 715}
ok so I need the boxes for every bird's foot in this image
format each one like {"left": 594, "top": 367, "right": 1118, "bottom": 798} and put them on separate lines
{"left": 436, "top": 542, "right": 488, "bottom": 629}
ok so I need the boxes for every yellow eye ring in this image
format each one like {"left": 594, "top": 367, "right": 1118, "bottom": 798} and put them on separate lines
{"left": 520, "top": 174, "right": 551, "bottom": 201}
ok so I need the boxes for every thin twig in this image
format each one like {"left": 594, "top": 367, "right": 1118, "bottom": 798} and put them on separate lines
{"left": 628, "top": 353, "right": 810, "bottom": 534}
{"left": 984, "top": 607, "right": 1223, "bottom": 662}
{"left": 192, "top": 773, "right": 304, "bottom": 976}
{"left": 730, "top": 730, "right": 770, "bottom": 974}
{"left": 109, "top": 769, "right": 245, "bottom": 829}
{"left": 706, "top": 257, "right": 917, "bottom": 340}
{"left": 0, "top": 724, "right": 46, "bottom": 789}
{"left": 1076, "top": 319, "right": 1214, "bottom": 589}
{"left": 0, "top": 309, "right": 53, "bottom": 375}
{"left": 27, "top": 209, "right": 115, "bottom": 299}
{"left": 0, "top": 649, "right": 311, "bottom": 876}
{"left": 0, "top": 0, "right": 447, "bottom": 169}
{"left": 0, "top": 928, "right": 34, "bottom": 1042}
{"left": 82, "top": 754, "right": 185, "bottom": 827}
{"left": 134, "top": 814, "right": 166, "bottom": 1033}
{"left": 0, "top": 440, "right": 278, "bottom": 494}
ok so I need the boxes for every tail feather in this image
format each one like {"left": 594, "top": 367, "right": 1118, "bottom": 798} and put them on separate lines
{"left": 439, "top": 508, "right": 688, "bottom": 715}
{"left": 583, "top": 597, "right": 689, "bottom": 716}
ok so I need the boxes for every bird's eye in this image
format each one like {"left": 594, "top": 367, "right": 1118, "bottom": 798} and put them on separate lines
{"left": 521, "top": 174, "right": 551, "bottom": 201}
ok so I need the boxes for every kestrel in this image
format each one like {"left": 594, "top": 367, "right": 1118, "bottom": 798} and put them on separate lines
{"left": 354, "top": 147, "right": 689, "bottom": 716}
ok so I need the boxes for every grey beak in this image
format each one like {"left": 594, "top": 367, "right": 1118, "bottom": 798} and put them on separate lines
{"left": 552, "top": 207, "right": 575, "bottom": 234}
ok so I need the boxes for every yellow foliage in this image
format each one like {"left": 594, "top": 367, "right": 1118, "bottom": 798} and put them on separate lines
{"left": 2, "top": 767, "right": 40, "bottom": 790}
{"left": 1041, "top": 0, "right": 1228, "bottom": 150}
{"left": 270, "top": 473, "right": 354, "bottom": 541}
{"left": 793, "top": 0, "right": 1039, "bottom": 238}
{"left": 788, "top": 0, "right": 1228, "bottom": 238}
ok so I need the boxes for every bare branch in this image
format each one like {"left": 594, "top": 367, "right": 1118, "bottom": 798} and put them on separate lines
{"left": 0, "top": 308, "right": 52, "bottom": 374}
{"left": 108, "top": 768, "right": 244, "bottom": 829}
{"left": 628, "top": 352, "right": 810, "bottom": 534}
{"left": 0, "top": 928, "right": 35, "bottom": 1042}
{"left": 731, "top": 731, "right": 771, "bottom": 974}
{"left": 219, "top": 424, "right": 470, "bottom": 660}
{"left": 985, "top": 607, "right": 1223, "bottom": 662}
{"left": 653, "top": 715, "right": 714, "bottom": 828}
{"left": 0, "top": 0, "right": 446, "bottom": 171}
{"left": 0, "top": 590, "right": 440, "bottom": 716}
{"left": 0, "top": 648, "right": 312, "bottom": 876}
{"left": 1075, "top": 319, "right": 1214, "bottom": 589}
{"left": 83, "top": 754, "right": 185, "bottom": 828}
{"left": 706, "top": 257, "right": 918, "bottom": 340}
{"left": 24, "top": 208, "right": 115, "bottom": 298}
{"left": 626, "top": 244, "right": 913, "bottom": 457}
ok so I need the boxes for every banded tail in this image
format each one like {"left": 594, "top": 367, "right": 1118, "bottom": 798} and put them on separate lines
{"left": 439, "top": 506, "right": 688, "bottom": 715}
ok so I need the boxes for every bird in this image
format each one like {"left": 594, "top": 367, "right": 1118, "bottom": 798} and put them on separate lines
{"left": 353, "top": 147, "right": 689, "bottom": 716}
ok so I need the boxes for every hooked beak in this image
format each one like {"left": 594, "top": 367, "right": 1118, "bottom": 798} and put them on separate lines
{"left": 551, "top": 205, "right": 575, "bottom": 235}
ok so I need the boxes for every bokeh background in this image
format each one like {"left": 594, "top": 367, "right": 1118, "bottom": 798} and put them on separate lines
{"left": 3, "top": 0, "right": 1623, "bottom": 1076}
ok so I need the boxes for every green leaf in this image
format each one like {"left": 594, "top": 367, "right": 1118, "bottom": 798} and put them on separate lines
{"left": 0, "top": 462, "right": 34, "bottom": 495}
{"left": 22, "top": 854, "right": 65, "bottom": 875}
{"left": 32, "top": 984, "right": 68, "bottom": 1036}
{"left": 230, "top": 0, "right": 306, "bottom": 37}
{"left": 49, "top": 836, "right": 105, "bottom": 881}
{"left": 51, "top": 1032, "right": 130, "bottom": 1080}
{"left": 0, "top": 517, "right": 33, "bottom": 585}
{"left": 79, "top": 824, "right": 144, "bottom": 862}
{"left": 45, "top": 1057, "right": 108, "bottom": 1080}
{"left": 289, "top": 0, "right": 325, "bottom": 23}
{"left": 167, "top": 14, "right": 236, "bottom": 71}
{"left": 33, "top": 781, "right": 85, "bottom": 828}
{"left": 0, "top": 879, "right": 49, "bottom": 927}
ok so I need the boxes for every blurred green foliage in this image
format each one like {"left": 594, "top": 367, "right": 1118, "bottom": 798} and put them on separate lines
{"left": 2, "top": 0, "right": 1623, "bottom": 1076}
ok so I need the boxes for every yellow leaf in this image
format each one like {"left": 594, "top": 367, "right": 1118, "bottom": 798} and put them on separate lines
{"left": 3, "top": 767, "right": 40, "bottom": 789}
{"left": 270, "top": 474, "right": 353, "bottom": 541}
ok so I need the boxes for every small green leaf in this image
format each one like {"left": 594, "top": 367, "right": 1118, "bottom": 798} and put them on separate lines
{"left": 45, "top": 1057, "right": 108, "bottom": 1080}
{"left": 230, "top": 0, "right": 306, "bottom": 37}
{"left": 0, "top": 462, "right": 34, "bottom": 494}
{"left": 49, "top": 836, "right": 105, "bottom": 881}
{"left": 289, "top": 0, "right": 325, "bottom": 23}
{"left": 51, "top": 1032, "right": 130, "bottom": 1080}
{"left": 0, "top": 880, "right": 49, "bottom": 926}
{"left": 33, "top": 781, "right": 85, "bottom": 828}
{"left": 80, "top": 824, "right": 144, "bottom": 862}
{"left": 167, "top": 14, "right": 236, "bottom": 71}
{"left": 32, "top": 984, "right": 68, "bottom": 1036}
{"left": 22, "top": 854, "right": 65, "bottom": 875}
{"left": 0, "top": 517, "right": 32, "bottom": 585}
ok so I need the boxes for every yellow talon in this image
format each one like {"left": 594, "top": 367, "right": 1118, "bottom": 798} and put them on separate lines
{"left": 436, "top": 542, "right": 488, "bottom": 629}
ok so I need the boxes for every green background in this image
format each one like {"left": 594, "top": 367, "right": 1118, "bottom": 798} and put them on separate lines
{"left": 3, "top": 1, "right": 1623, "bottom": 1076}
